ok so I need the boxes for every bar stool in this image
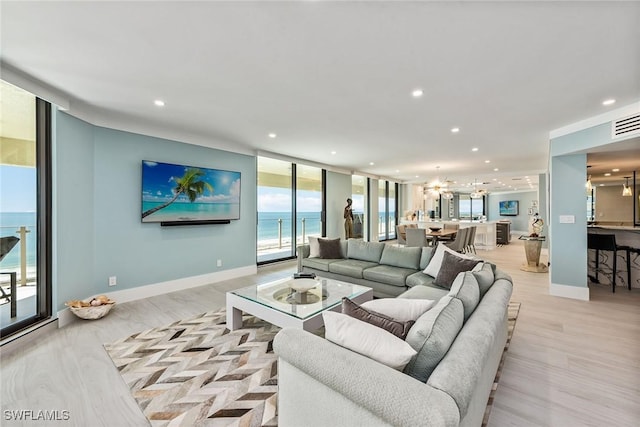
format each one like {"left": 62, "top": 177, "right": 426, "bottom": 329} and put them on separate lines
{"left": 587, "top": 233, "right": 632, "bottom": 293}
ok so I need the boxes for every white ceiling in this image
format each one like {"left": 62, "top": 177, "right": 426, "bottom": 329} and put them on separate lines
{"left": 2, "top": 1, "right": 639, "bottom": 193}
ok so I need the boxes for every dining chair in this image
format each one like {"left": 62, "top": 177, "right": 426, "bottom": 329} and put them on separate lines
{"left": 445, "top": 227, "right": 468, "bottom": 253}
{"left": 406, "top": 227, "right": 429, "bottom": 247}
{"left": 396, "top": 224, "right": 407, "bottom": 246}
{"left": 465, "top": 226, "right": 477, "bottom": 254}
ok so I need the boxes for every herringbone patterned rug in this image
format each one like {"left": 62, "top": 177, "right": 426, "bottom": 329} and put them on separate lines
{"left": 105, "top": 303, "right": 520, "bottom": 427}
{"left": 104, "top": 310, "right": 280, "bottom": 427}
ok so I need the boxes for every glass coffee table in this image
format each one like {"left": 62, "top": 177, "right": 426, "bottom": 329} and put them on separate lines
{"left": 226, "top": 277, "right": 373, "bottom": 331}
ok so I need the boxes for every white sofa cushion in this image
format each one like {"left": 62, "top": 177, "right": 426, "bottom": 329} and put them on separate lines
{"left": 323, "top": 311, "right": 417, "bottom": 370}
{"left": 361, "top": 298, "right": 435, "bottom": 322}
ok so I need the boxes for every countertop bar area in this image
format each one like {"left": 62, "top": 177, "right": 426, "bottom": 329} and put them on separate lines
{"left": 587, "top": 226, "right": 640, "bottom": 289}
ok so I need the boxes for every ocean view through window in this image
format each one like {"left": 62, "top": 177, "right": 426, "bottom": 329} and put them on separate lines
{"left": 1, "top": 80, "right": 52, "bottom": 338}
{"left": 257, "top": 157, "right": 323, "bottom": 263}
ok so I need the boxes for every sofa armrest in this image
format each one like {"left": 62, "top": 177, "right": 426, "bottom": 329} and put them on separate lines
{"left": 297, "top": 244, "right": 310, "bottom": 272}
{"left": 274, "top": 328, "right": 460, "bottom": 427}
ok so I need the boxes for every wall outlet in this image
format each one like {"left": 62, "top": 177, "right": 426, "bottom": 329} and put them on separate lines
{"left": 108, "top": 276, "right": 117, "bottom": 286}
{"left": 216, "top": 259, "right": 222, "bottom": 267}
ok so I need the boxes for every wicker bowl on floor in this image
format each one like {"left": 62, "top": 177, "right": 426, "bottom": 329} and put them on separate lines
{"left": 69, "top": 302, "right": 115, "bottom": 320}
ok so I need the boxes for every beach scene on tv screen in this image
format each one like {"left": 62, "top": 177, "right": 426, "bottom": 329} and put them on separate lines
{"left": 142, "top": 161, "right": 240, "bottom": 222}
{"left": 499, "top": 200, "right": 518, "bottom": 216}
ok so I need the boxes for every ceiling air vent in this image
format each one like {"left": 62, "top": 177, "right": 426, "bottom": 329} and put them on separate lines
{"left": 612, "top": 113, "right": 640, "bottom": 138}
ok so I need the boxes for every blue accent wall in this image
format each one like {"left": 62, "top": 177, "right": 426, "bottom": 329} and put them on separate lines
{"left": 550, "top": 154, "right": 588, "bottom": 287}
{"left": 548, "top": 122, "right": 614, "bottom": 293}
{"left": 55, "top": 112, "right": 96, "bottom": 308}
{"left": 55, "top": 111, "right": 256, "bottom": 311}
{"left": 488, "top": 191, "right": 538, "bottom": 233}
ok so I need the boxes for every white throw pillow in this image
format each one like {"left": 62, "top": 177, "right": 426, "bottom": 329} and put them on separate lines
{"left": 361, "top": 298, "right": 435, "bottom": 322}
{"left": 308, "top": 236, "right": 320, "bottom": 258}
{"left": 323, "top": 311, "right": 417, "bottom": 370}
{"left": 423, "top": 243, "right": 474, "bottom": 278}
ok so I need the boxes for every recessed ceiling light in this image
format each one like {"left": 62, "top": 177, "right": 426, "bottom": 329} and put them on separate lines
{"left": 268, "top": 133, "right": 277, "bottom": 138}
{"left": 471, "top": 147, "right": 479, "bottom": 152}
{"left": 331, "top": 151, "right": 336, "bottom": 155}
{"left": 604, "top": 173, "right": 611, "bottom": 176}
{"left": 412, "top": 89, "right": 423, "bottom": 98}
{"left": 154, "top": 100, "right": 165, "bottom": 107}
{"left": 493, "top": 168, "right": 499, "bottom": 171}
{"left": 395, "top": 169, "right": 400, "bottom": 173}
{"left": 369, "top": 162, "right": 375, "bottom": 166}
{"left": 451, "top": 127, "right": 460, "bottom": 133}
{"left": 493, "top": 178, "right": 497, "bottom": 181}
{"left": 600, "top": 183, "right": 605, "bottom": 186}
{"left": 612, "top": 168, "right": 620, "bottom": 172}
{"left": 602, "top": 99, "right": 616, "bottom": 106}
{"left": 484, "top": 160, "right": 491, "bottom": 163}
{"left": 415, "top": 175, "right": 419, "bottom": 178}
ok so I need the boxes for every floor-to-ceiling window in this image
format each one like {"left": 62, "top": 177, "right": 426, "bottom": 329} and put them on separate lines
{"left": 296, "top": 164, "right": 323, "bottom": 248}
{"left": 257, "top": 157, "right": 324, "bottom": 263}
{"left": 377, "top": 180, "right": 398, "bottom": 241}
{"left": 0, "top": 80, "right": 52, "bottom": 339}
{"left": 351, "top": 175, "right": 367, "bottom": 240}
{"left": 378, "top": 180, "right": 388, "bottom": 240}
{"left": 257, "top": 157, "right": 293, "bottom": 263}
{"left": 459, "top": 195, "right": 486, "bottom": 220}
{"left": 388, "top": 183, "right": 396, "bottom": 239}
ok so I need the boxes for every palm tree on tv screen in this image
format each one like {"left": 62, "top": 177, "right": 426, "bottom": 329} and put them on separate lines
{"left": 142, "top": 168, "right": 213, "bottom": 218}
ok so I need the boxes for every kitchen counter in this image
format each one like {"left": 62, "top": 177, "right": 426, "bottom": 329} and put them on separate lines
{"left": 400, "top": 220, "right": 498, "bottom": 250}
{"left": 588, "top": 226, "right": 640, "bottom": 289}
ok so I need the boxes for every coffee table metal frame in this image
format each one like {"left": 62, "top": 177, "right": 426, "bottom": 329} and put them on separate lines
{"left": 226, "top": 277, "right": 373, "bottom": 331}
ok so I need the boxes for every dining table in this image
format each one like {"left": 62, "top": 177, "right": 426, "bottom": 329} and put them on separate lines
{"left": 420, "top": 228, "right": 459, "bottom": 245}
{"left": 424, "top": 229, "right": 458, "bottom": 239}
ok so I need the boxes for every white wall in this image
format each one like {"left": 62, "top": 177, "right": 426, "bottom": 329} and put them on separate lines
{"left": 325, "top": 171, "right": 352, "bottom": 239}
{"left": 594, "top": 185, "right": 634, "bottom": 223}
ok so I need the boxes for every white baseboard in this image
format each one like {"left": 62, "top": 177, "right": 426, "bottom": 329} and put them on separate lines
{"left": 549, "top": 282, "right": 590, "bottom": 301}
{"left": 57, "top": 265, "right": 257, "bottom": 327}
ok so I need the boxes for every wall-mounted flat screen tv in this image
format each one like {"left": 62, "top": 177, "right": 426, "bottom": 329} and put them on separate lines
{"left": 141, "top": 160, "right": 240, "bottom": 223}
{"left": 499, "top": 200, "right": 519, "bottom": 216}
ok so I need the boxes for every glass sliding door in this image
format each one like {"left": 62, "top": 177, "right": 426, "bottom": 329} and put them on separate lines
{"left": 0, "top": 80, "right": 52, "bottom": 339}
{"left": 388, "top": 183, "right": 396, "bottom": 239}
{"left": 296, "top": 165, "right": 323, "bottom": 247}
{"left": 378, "top": 180, "right": 388, "bottom": 240}
{"left": 351, "top": 175, "right": 367, "bottom": 240}
{"left": 257, "top": 157, "right": 325, "bottom": 263}
{"left": 376, "top": 180, "right": 397, "bottom": 241}
{"left": 257, "top": 157, "right": 293, "bottom": 263}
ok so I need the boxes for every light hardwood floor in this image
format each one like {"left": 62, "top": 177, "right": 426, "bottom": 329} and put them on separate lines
{"left": 0, "top": 241, "right": 638, "bottom": 426}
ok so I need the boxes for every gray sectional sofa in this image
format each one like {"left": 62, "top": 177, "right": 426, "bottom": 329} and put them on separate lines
{"left": 298, "top": 238, "right": 459, "bottom": 299}
{"left": 276, "top": 239, "right": 514, "bottom": 427}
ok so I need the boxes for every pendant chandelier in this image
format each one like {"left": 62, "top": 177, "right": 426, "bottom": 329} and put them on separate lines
{"left": 423, "top": 166, "right": 454, "bottom": 199}
{"left": 470, "top": 179, "right": 488, "bottom": 199}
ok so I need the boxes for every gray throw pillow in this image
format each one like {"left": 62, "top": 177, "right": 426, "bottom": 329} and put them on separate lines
{"left": 318, "top": 238, "right": 342, "bottom": 259}
{"left": 433, "top": 252, "right": 480, "bottom": 289}
{"left": 342, "top": 298, "right": 414, "bottom": 340}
